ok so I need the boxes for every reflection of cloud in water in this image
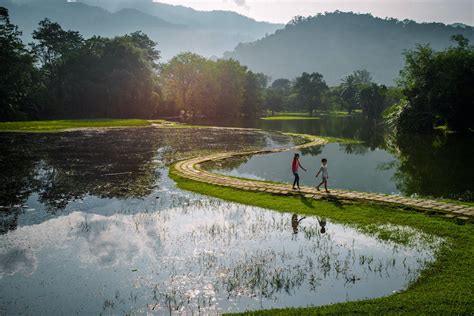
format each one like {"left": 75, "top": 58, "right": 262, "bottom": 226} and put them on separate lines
{"left": 0, "top": 248, "right": 37, "bottom": 277}
{"left": 0, "top": 201, "right": 442, "bottom": 314}
{"left": 69, "top": 214, "right": 161, "bottom": 267}
{"left": 1, "top": 211, "right": 162, "bottom": 275}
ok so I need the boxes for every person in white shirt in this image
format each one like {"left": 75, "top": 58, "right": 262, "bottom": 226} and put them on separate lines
{"left": 315, "top": 158, "right": 330, "bottom": 193}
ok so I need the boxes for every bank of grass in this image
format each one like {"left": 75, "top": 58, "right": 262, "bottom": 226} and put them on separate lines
{"left": 0, "top": 119, "right": 152, "bottom": 132}
{"left": 170, "top": 168, "right": 474, "bottom": 315}
{"left": 283, "top": 132, "right": 362, "bottom": 145}
{"left": 262, "top": 110, "right": 362, "bottom": 120}
{"left": 261, "top": 115, "right": 321, "bottom": 120}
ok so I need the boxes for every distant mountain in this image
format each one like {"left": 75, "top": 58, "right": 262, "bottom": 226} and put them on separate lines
{"left": 224, "top": 12, "right": 474, "bottom": 85}
{"left": 79, "top": 0, "right": 279, "bottom": 33}
{"left": 1, "top": 0, "right": 282, "bottom": 60}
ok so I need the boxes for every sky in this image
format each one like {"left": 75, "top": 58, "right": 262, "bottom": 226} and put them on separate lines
{"left": 155, "top": 0, "right": 474, "bottom": 25}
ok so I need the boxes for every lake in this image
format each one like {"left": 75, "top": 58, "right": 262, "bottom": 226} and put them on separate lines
{"left": 0, "top": 126, "right": 443, "bottom": 314}
{"left": 181, "top": 115, "right": 474, "bottom": 201}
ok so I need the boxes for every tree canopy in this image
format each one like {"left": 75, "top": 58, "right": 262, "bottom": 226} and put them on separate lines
{"left": 388, "top": 35, "right": 474, "bottom": 133}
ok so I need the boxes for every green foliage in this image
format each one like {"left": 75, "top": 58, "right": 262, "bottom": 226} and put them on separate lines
{"left": 357, "top": 83, "right": 388, "bottom": 120}
{"left": 37, "top": 28, "right": 160, "bottom": 119}
{"left": 0, "top": 7, "right": 41, "bottom": 121}
{"left": 294, "top": 72, "right": 328, "bottom": 116}
{"left": 30, "top": 18, "right": 84, "bottom": 68}
{"left": 160, "top": 53, "right": 266, "bottom": 117}
{"left": 261, "top": 70, "right": 397, "bottom": 120}
{"left": 0, "top": 9, "right": 161, "bottom": 121}
{"left": 390, "top": 35, "right": 474, "bottom": 133}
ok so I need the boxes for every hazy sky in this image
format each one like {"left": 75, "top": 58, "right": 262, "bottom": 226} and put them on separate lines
{"left": 156, "top": 0, "right": 474, "bottom": 25}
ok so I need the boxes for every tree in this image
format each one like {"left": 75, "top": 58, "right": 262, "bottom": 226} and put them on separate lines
{"left": 242, "top": 71, "right": 267, "bottom": 117}
{"left": 264, "top": 78, "right": 291, "bottom": 115}
{"left": 340, "top": 70, "right": 374, "bottom": 113}
{"left": 30, "top": 18, "right": 84, "bottom": 68}
{"left": 161, "top": 52, "right": 206, "bottom": 114}
{"left": 357, "top": 83, "right": 387, "bottom": 120}
{"left": 0, "top": 7, "right": 40, "bottom": 121}
{"left": 389, "top": 35, "right": 474, "bottom": 133}
{"left": 294, "top": 72, "right": 328, "bottom": 116}
{"left": 214, "top": 59, "right": 247, "bottom": 117}
{"left": 352, "top": 69, "right": 372, "bottom": 85}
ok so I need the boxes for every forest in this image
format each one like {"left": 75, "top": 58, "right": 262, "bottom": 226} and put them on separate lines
{"left": 1, "top": 7, "right": 473, "bottom": 133}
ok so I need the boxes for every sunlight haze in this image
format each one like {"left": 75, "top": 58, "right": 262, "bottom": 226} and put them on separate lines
{"left": 156, "top": 0, "right": 474, "bottom": 24}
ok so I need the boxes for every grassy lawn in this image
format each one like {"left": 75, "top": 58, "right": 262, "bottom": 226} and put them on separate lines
{"left": 262, "top": 110, "right": 362, "bottom": 120}
{"left": 261, "top": 115, "right": 321, "bottom": 120}
{"left": 283, "top": 132, "right": 363, "bottom": 145}
{"left": 0, "top": 119, "right": 152, "bottom": 132}
{"left": 170, "top": 167, "right": 474, "bottom": 315}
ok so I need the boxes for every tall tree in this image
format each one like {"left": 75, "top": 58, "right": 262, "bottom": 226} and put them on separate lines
{"left": 30, "top": 19, "right": 84, "bottom": 68}
{"left": 265, "top": 78, "right": 292, "bottom": 115}
{"left": 340, "top": 70, "right": 374, "bottom": 113}
{"left": 390, "top": 35, "right": 474, "bottom": 133}
{"left": 357, "top": 83, "right": 387, "bottom": 120}
{"left": 242, "top": 71, "right": 267, "bottom": 117}
{"left": 0, "top": 7, "right": 40, "bottom": 121}
{"left": 294, "top": 72, "right": 328, "bottom": 116}
{"left": 161, "top": 52, "right": 206, "bottom": 114}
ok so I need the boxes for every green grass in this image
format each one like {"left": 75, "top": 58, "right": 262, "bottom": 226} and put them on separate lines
{"left": 283, "top": 132, "right": 362, "bottom": 145}
{"left": 261, "top": 115, "right": 321, "bottom": 120}
{"left": 262, "top": 110, "right": 362, "bottom": 119}
{"left": 0, "top": 119, "right": 151, "bottom": 132}
{"left": 170, "top": 167, "right": 474, "bottom": 315}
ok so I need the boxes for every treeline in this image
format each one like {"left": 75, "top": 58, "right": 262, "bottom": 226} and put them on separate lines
{"left": 2, "top": 7, "right": 472, "bottom": 133}
{"left": 1, "top": 8, "right": 160, "bottom": 120}
{"left": 0, "top": 8, "right": 266, "bottom": 121}
{"left": 265, "top": 70, "right": 401, "bottom": 120}
{"left": 387, "top": 35, "right": 474, "bottom": 133}
{"left": 159, "top": 52, "right": 267, "bottom": 118}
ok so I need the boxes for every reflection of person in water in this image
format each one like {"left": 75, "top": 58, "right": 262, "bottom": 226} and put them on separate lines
{"left": 291, "top": 213, "right": 306, "bottom": 234}
{"left": 317, "top": 217, "right": 327, "bottom": 234}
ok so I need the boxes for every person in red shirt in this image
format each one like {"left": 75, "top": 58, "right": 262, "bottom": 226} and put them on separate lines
{"left": 291, "top": 153, "right": 306, "bottom": 190}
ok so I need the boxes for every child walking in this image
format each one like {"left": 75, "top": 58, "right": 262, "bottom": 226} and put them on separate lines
{"left": 316, "top": 158, "right": 330, "bottom": 193}
{"left": 291, "top": 153, "right": 306, "bottom": 190}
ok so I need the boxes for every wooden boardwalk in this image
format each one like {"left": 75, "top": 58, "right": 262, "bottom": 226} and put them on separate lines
{"left": 173, "top": 135, "right": 474, "bottom": 220}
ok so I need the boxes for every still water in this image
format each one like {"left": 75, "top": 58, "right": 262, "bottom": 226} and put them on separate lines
{"left": 0, "top": 127, "right": 442, "bottom": 314}
{"left": 182, "top": 115, "right": 474, "bottom": 201}
{"left": 208, "top": 143, "right": 399, "bottom": 194}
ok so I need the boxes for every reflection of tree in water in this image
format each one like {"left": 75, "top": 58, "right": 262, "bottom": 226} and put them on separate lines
{"left": 300, "top": 145, "right": 323, "bottom": 156}
{"left": 204, "top": 155, "right": 251, "bottom": 171}
{"left": 391, "top": 134, "right": 474, "bottom": 201}
{"left": 341, "top": 120, "right": 387, "bottom": 154}
{"left": 0, "top": 128, "right": 277, "bottom": 233}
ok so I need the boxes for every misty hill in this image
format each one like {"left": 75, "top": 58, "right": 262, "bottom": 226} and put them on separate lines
{"left": 1, "top": 0, "right": 282, "bottom": 60}
{"left": 79, "top": 0, "right": 279, "bottom": 33}
{"left": 224, "top": 12, "right": 474, "bottom": 85}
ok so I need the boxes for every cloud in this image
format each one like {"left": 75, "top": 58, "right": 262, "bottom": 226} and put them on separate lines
{"left": 233, "top": 0, "right": 247, "bottom": 6}
{"left": 223, "top": 0, "right": 249, "bottom": 9}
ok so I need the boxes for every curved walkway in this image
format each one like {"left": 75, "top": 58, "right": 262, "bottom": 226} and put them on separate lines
{"left": 173, "top": 135, "right": 474, "bottom": 220}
